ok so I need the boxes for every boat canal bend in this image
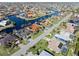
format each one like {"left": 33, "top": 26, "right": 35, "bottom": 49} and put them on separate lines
{"left": 3, "top": 10, "right": 60, "bottom": 33}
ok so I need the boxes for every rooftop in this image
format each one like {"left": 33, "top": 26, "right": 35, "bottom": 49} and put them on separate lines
{"left": 55, "top": 30, "right": 72, "bottom": 42}
{"left": 30, "top": 24, "right": 41, "bottom": 32}
{"left": 48, "top": 39, "right": 62, "bottom": 53}
{"left": 39, "top": 50, "right": 52, "bottom": 56}
{"left": 0, "top": 34, "right": 17, "bottom": 45}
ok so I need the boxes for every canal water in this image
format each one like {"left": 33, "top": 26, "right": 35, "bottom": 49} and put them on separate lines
{"left": 3, "top": 11, "right": 59, "bottom": 33}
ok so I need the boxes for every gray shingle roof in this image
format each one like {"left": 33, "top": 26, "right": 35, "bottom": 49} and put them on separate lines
{"left": 0, "top": 34, "right": 16, "bottom": 45}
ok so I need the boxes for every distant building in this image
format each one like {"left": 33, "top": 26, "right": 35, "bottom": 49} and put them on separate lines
{"left": 0, "top": 12, "right": 5, "bottom": 19}
{"left": 74, "top": 13, "right": 79, "bottom": 18}
{"left": 43, "top": 19, "right": 52, "bottom": 26}
{"left": 27, "top": 11, "right": 33, "bottom": 18}
{"left": 69, "top": 18, "right": 79, "bottom": 26}
{"left": 19, "top": 12, "right": 26, "bottom": 17}
{"left": 66, "top": 23, "right": 75, "bottom": 33}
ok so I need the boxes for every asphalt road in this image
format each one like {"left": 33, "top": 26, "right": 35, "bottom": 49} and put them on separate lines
{"left": 11, "top": 13, "right": 72, "bottom": 56}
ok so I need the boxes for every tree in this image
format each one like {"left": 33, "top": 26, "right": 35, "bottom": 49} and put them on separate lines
{"left": 74, "top": 31, "right": 79, "bottom": 55}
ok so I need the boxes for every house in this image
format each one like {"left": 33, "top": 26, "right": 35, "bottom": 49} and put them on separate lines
{"left": 40, "top": 19, "right": 52, "bottom": 27}
{"left": 0, "top": 34, "right": 17, "bottom": 46}
{"left": 27, "top": 11, "right": 33, "bottom": 18}
{"left": 43, "top": 19, "right": 52, "bottom": 26}
{"left": 48, "top": 39, "right": 64, "bottom": 53}
{"left": 0, "top": 19, "right": 12, "bottom": 27}
{"left": 74, "top": 13, "right": 79, "bottom": 18}
{"left": 13, "top": 28, "right": 32, "bottom": 40}
{"left": 55, "top": 30, "right": 73, "bottom": 42}
{"left": 30, "top": 24, "right": 41, "bottom": 32}
{"left": 39, "top": 50, "right": 53, "bottom": 56}
{"left": 0, "top": 20, "right": 8, "bottom": 27}
{"left": 19, "top": 12, "right": 26, "bottom": 17}
{"left": 69, "top": 18, "right": 79, "bottom": 26}
{"left": 0, "top": 12, "right": 5, "bottom": 19}
{"left": 66, "top": 23, "right": 75, "bottom": 33}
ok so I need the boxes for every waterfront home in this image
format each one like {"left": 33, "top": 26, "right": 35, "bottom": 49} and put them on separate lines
{"left": 0, "top": 20, "right": 11, "bottom": 27}
{"left": 30, "top": 24, "right": 41, "bottom": 32}
{"left": 27, "top": 11, "right": 33, "bottom": 18}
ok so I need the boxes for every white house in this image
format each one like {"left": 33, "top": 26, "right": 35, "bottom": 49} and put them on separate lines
{"left": 55, "top": 30, "right": 72, "bottom": 42}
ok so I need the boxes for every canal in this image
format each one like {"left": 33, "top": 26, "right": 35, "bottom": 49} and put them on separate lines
{"left": 3, "top": 10, "right": 59, "bottom": 33}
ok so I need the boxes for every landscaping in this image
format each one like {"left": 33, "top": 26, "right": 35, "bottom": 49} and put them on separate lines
{"left": 28, "top": 39, "right": 48, "bottom": 55}
{"left": 67, "top": 48, "right": 74, "bottom": 56}
{"left": 0, "top": 46, "right": 20, "bottom": 56}
{"left": 21, "top": 39, "right": 28, "bottom": 45}
{"left": 46, "top": 34, "right": 52, "bottom": 39}
{"left": 31, "top": 31, "right": 43, "bottom": 40}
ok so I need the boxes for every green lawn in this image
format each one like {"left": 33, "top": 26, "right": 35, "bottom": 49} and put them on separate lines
{"left": 55, "top": 53, "right": 63, "bottom": 56}
{"left": 75, "top": 41, "right": 79, "bottom": 55}
{"left": 45, "top": 47, "right": 64, "bottom": 56}
{"left": 74, "top": 31, "right": 79, "bottom": 55}
{"left": 46, "top": 34, "right": 52, "bottom": 39}
{"left": 31, "top": 31, "right": 43, "bottom": 40}
{"left": 67, "top": 48, "right": 74, "bottom": 56}
{"left": 28, "top": 39, "right": 48, "bottom": 55}
{"left": 0, "top": 46, "right": 20, "bottom": 56}
{"left": 21, "top": 40, "right": 28, "bottom": 45}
